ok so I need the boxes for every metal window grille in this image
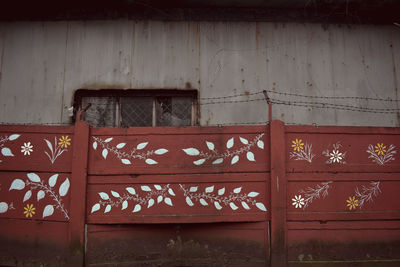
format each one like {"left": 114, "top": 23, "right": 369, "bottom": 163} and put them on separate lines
{"left": 81, "top": 95, "right": 195, "bottom": 128}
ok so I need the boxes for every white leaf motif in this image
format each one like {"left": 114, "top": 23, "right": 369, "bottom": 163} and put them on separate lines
{"left": 1, "top": 147, "right": 14, "bottom": 157}
{"left": 193, "top": 159, "right": 206, "bottom": 165}
{"left": 241, "top": 202, "right": 250, "bottom": 210}
{"left": 218, "top": 187, "right": 225, "bottom": 195}
{"left": 98, "top": 192, "right": 109, "bottom": 200}
{"left": 182, "top": 148, "right": 200, "bottom": 156}
{"left": 157, "top": 195, "right": 163, "bottom": 203}
{"left": 37, "top": 190, "right": 45, "bottom": 201}
{"left": 104, "top": 137, "right": 113, "bottom": 143}
{"left": 48, "top": 174, "right": 58, "bottom": 187}
{"left": 206, "top": 141, "right": 215, "bottom": 151}
{"left": 141, "top": 186, "right": 151, "bottom": 192}
{"left": 229, "top": 202, "right": 238, "bottom": 210}
{"left": 189, "top": 186, "right": 198, "bottom": 192}
{"left": 256, "top": 202, "right": 267, "bottom": 211}
{"left": 147, "top": 199, "right": 154, "bottom": 208}
{"left": 212, "top": 158, "right": 223, "bottom": 164}
{"left": 164, "top": 197, "right": 173, "bottom": 206}
{"left": 186, "top": 196, "right": 194, "bottom": 206}
{"left": 155, "top": 149, "right": 168, "bottom": 155}
{"left": 91, "top": 203, "right": 100, "bottom": 213}
{"left": 239, "top": 137, "right": 249, "bottom": 144}
{"left": 168, "top": 188, "right": 175, "bottom": 196}
{"left": 214, "top": 201, "right": 222, "bottom": 210}
{"left": 226, "top": 137, "right": 234, "bottom": 149}
{"left": 126, "top": 187, "right": 136, "bottom": 195}
{"left": 44, "top": 139, "right": 53, "bottom": 153}
{"left": 231, "top": 155, "right": 239, "bottom": 165}
{"left": 154, "top": 185, "right": 162, "bottom": 190}
{"left": 199, "top": 198, "right": 208, "bottom": 206}
{"left": 121, "top": 159, "right": 131, "bottom": 165}
{"left": 133, "top": 204, "right": 141, "bottom": 213}
{"left": 248, "top": 192, "right": 259, "bottom": 197}
{"left": 43, "top": 205, "right": 54, "bottom": 218}
{"left": 111, "top": 191, "right": 120, "bottom": 198}
{"left": 102, "top": 149, "right": 108, "bottom": 159}
{"left": 137, "top": 142, "right": 148, "bottom": 150}
{"left": 27, "top": 173, "right": 41, "bottom": 183}
{"left": 59, "top": 178, "right": 70, "bottom": 197}
{"left": 257, "top": 140, "right": 264, "bottom": 149}
{"left": 104, "top": 205, "right": 111, "bottom": 213}
{"left": 23, "top": 190, "right": 32, "bottom": 202}
{"left": 205, "top": 186, "right": 214, "bottom": 193}
{"left": 233, "top": 187, "right": 242, "bottom": 193}
{"left": 145, "top": 159, "right": 157, "bottom": 165}
{"left": 8, "top": 134, "right": 20, "bottom": 141}
{"left": 116, "top": 143, "right": 126, "bottom": 149}
{"left": 0, "top": 202, "right": 8, "bottom": 213}
{"left": 246, "top": 151, "right": 255, "bottom": 162}
{"left": 9, "top": 179, "right": 25, "bottom": 191}
{"left": 93, "top": 141, "right": 97, "bottom": 150}
{"left": 122, "top": 200, "right": 128, "bottom": 210}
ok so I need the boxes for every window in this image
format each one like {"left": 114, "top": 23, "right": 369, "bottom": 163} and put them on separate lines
{"left": 74, "top": 89, "right": 198, "bottom": 127}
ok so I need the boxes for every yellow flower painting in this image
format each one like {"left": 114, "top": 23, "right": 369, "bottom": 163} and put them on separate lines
{"left": 291, "top": 139, "right": 304, "bottom": 152}
{"left": 58, "top": 136, "right": 71, "bottom": 149}
{"left": 346, "top": 196, "right": 359, "bottom": 210}
{"left": 23, "top": 204, "right": 36, "bottom": 218}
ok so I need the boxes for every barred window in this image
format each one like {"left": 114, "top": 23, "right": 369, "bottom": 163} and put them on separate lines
{"left": 74, "top": 90, "right": 197, "bottom": 127}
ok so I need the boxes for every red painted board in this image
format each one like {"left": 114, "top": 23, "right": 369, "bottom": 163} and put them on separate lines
{"left": 286, "top": 133, "right": 400, "bottom": 173}
{"left": 0, "top": 219, "right": 69, "bottom": 266}
{"left": 86, "top": 181, "right": 269, "bottom": 224}
{"left": 86, "top": 222, "right": 268, "bottom": 266}
{"left": 287, "top": 223, "right": 400, "bottom": 261}
{"left": 0, "top": 131, "right": 73, "bottom": 172}
{"left": 0, "top": 172, "right": 71, "bottom": 222}
{"left": 88, "top": 130, "right": 268, "bottom": 175}
{"left": 287, "top": 180, "right": 400, "bottom": 221}
{"left": 87, "top": 172, "right": 268, "bottom": 185}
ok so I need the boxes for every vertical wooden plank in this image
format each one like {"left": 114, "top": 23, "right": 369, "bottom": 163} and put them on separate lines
{"left": 68, "top": 120, "right": 89, "bottom": 266}
{"left": 270, "top": 120, "right": 287, "bottom": 267}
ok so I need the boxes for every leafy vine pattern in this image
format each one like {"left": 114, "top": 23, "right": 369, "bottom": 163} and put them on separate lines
{"left": 346, "top": 181, "right": 381, "bottom": 210}
{"left": 0, "top": 134, "right": 20, "bottom": 162}
{"left": 92, "top": 136, "right": 168, "bottom": 165}
{"left": 292, "top": 181, "right": 333, "bottom": 210}
{"left": 182, "top": 133, "right": 265, "bottom": 166}
{"left": 9, "top": 173, "right": 70, "bottom": 219}
{"left": 180, "top": 184, "right": 267, "bottom": 211}
{"left": 91, "top": 185, "right": 175, "bottom": 214}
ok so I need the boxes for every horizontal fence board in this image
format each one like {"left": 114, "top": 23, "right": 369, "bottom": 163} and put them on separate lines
{"left": 87, "top": 181, "right": 269, "bottom": 224}
{"left": 88, "top": 128, "right": 269, "bottom": 175}
{"left": 0, "top": 172, "right": 71, "bottom": 222}
{"left": 88, "top": 172, "right": 268, "bottom": 184}
{"left": 287, "top": 181, "right": 400, "bottom": 220}
{"left": 0, "top": 219, "right": 69, "bottom": 266}
{"left": 287, "top": 172, "right": 400, "bottom": 182}
{"left": 86, "top": 222, "right": 268, "bottom": 267}
{"left": 0, "top": 130, "right": 73, "bottom": 172}
{"left": 286, "top": 133, "right": 400, "bottom": 173}
{"left": 288, "top": 225, "right": 400, "bottom": 261}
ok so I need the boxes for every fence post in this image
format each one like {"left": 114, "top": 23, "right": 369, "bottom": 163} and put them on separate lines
{"left": 68, "top": 119, "right": 89, "bottom": 266}
{"left": 270, "top": 120, "right": 287, "bottom": 267}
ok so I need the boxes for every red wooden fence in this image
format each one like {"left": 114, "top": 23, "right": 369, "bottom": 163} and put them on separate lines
{"left": 0, "top": 121, "right": 399, "bottom": 266}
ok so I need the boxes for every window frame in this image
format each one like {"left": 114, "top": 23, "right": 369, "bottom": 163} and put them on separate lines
{"left": 73, "top": 89, "right": 198, "bottom": 127}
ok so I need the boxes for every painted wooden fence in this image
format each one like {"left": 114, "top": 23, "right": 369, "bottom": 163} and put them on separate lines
{"left": 0, "top": 121, "right": 399, "bottom": 266}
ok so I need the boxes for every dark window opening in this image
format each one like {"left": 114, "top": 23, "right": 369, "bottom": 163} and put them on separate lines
{"left": 74, "top": 89, "right": 198, "bottom": 128}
